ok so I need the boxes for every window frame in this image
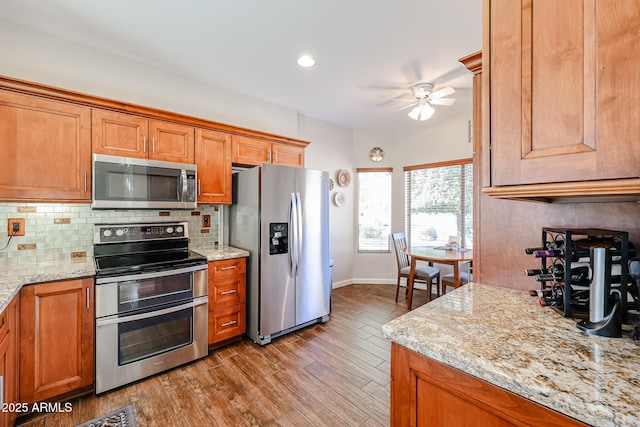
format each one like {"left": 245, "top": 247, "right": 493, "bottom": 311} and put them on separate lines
{"left": 356, "top": 167, "right": 393, "bottom": 253}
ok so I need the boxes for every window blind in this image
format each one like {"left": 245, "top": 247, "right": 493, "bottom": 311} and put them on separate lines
{"left": 404, "top": 160, "right": 473, "bottom": 249}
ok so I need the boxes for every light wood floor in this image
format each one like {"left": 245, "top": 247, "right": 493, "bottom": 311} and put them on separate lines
{"left": 17, "top": 283, "right": 429, "bottom": 427}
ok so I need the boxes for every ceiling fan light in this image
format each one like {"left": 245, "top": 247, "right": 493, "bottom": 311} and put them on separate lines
{"left": 297, "top": 55, "right": 315, "bottom": 67}
{"left": 419, "top": 103, "right": 435, "bottom": 121}
{"left": 408, "top": 105, "right": 422, "bottom": 120}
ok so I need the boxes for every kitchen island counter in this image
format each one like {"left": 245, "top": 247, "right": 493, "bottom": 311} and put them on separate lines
{"left": 382, "top": 283, "right": 640, "bottom": 427}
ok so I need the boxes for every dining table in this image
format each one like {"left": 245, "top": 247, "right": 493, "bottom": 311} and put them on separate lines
{"left": 404, "top": 246, "right": 474, "bottom": 310}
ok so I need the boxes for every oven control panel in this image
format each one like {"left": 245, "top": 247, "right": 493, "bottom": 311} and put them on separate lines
{"left": 94, "top": 222, "right": 188, "bottom": 244}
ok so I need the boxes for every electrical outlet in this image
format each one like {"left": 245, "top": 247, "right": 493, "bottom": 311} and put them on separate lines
{"left": 202, "top": 215, "right": 211, "bottom": 228}
{"left": 7, "top": 218, "right": 25, "bottom": 236}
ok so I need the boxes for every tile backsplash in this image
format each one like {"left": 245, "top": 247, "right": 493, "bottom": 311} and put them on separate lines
{"left": 0, "top": 203, "right": 222, "bottom": 268}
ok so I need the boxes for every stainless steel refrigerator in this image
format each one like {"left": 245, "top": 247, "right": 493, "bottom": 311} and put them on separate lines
{"left": 229, "top": 163, "right": 331, "bottom": 345}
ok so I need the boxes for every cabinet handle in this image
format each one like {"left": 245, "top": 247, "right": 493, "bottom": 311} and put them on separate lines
{"left": 219, "top": 265, "right": 238, "bottom": 271}
{"left": 220, "top": 320, "right": 237, "bottom": 328}
{"left": 84, "top": 170, "right": 87, "bottom": 193}
{"left": 152, "top": 137, "right": 155, "bottom": 153}
{"left": 198, "top": 179, "right": 201, "bottom": 195}
{"left": 86, "top": 287, "right": 90, "bottom": 309}
{"left": 143, "top": 136, "right": 147, "bottom": 153}
{"left": 220, "top": 289, "right": 237, "bottom": 295}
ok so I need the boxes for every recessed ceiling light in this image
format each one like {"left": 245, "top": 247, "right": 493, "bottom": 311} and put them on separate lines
{"left": 297, "top": 55, "right": 315, "bottom": 68}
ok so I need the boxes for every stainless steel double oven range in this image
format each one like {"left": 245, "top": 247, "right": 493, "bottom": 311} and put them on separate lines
{"left": 93, "top": 221, "right": 208, "bottom": 394}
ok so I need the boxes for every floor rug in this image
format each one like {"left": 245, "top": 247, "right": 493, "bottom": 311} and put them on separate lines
{"left": 75, "top": 404, "right": 138, "bottom": 427}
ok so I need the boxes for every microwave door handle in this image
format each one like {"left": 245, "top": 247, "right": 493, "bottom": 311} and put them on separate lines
{"left": 179, "top": 169, "right": 187, "bottom": 202}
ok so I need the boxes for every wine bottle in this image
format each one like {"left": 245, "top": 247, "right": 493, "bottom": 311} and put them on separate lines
{"left": 533, "top": 249, "right": 564, "bottom": 258}
{"left": 534, "top": 266, "right": 591, "bottom": 285}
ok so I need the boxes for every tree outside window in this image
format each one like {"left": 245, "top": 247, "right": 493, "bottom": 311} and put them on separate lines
{"left": 404, "top": 160, "right": 473, "bottom": 249}
{"left": 357, "top": 168, "right": 392, "bottom": 252}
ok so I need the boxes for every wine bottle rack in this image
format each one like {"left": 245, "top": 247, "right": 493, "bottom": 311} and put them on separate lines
{"left": 531, "top": 227, "right": 630, "bottom": 321}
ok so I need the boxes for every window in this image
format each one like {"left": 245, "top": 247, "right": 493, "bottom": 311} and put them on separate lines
{"left": 404, "top": 159, "right": 473, "bottom": 248}
{"left": 357, "top": 168, "right": 392, "bottom": 252}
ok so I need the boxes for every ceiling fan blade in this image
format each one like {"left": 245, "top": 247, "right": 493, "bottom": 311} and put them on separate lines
{"left": 430, "top": 86, "right": 455, "bottom": 99}
{"left": 430, "top": 98, "right": 456, "bottom": 106}
{"left": 395, "top": 103, "right": 417, "bottom": 112}
{"left": 390, "top": 98, "right": 417, "bottom": 102}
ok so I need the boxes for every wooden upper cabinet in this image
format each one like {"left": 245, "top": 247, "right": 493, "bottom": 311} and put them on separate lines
{"left": 92, "top": 109, "right": 195, "bottom": 163}
{"left": 232, "top": 135, "right": 272, "bottom": 166}
{"left": 488, "top": 0, "right": 640, "bottom": 187}
{"left": 272, "top": 142, "right": 305, "bottom": 168}
{"left": 149, "top": 119, "right": 195, "bottom": 163}
{"left": 0, "top": 90, "right": 91, "bottom": 201}
{"left": 195, "top": 128, "right": 232, "bottom": 204}
{"left": 232, "top": 135, "right": 306, "bottom": 168}
{"left": 92, "top": 109, "right": 148, "bottom": 159}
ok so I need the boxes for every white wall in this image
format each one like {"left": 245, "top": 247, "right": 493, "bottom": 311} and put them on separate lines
{"left": 0, "top": 18, "right": 472, "bottom": 287}
{"left": 298, "top": 115, "right": 354, "bottom": 286}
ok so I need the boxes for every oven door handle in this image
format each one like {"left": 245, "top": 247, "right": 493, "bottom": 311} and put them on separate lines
{"left": 96, "top": 263, "right": 208, "bottom": 284}
{"left": 96, "top": 297, "right": 208, "bottom": 326}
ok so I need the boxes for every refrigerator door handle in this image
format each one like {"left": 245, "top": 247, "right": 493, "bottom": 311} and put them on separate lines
{"left": 295, "top": 192, "right": 303, "bottom": 277}
{"left": 289, "top": 192, "right": 298, "bottom": 277}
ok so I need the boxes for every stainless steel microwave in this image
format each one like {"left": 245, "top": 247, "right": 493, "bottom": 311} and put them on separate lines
{"left": 92, "top": 154, "right": 197, "bottom": 209}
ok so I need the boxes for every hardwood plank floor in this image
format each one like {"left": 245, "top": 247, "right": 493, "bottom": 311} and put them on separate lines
{"left": 16, "top": 283, "right": 430, "bottom": 427}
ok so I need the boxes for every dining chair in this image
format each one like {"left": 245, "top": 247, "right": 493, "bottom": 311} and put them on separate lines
{"left": 392, "top": 232, "right": 441, "bottom": 305}
{"left": 441, "top": 261, "right": 473, "bottom": 294}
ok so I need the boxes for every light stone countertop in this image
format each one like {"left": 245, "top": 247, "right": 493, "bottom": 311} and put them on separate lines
{"left": 0, "top": 246, "right": 249, "bottom": 312}
{"left": 192, "top": 245, "right": 250, "bottom": 261}
{"left": 382, "top": 283, "right": 640, "bottom": 427}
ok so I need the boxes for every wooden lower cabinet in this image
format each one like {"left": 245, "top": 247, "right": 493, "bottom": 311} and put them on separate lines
{"left": 0, "top": 295, "right": 19, "bottom": 427}
{"left": 19, "top": 278, "right": 94, "bottom": 404}
{"left": 390, "top": 343, "right": 587, "bottom": 427}
{"left": 208, "top": 258, "right": 247, "bottom": 345}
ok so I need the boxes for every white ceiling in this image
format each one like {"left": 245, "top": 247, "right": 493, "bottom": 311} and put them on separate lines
{"left": 1, "top": 0, "right": 482, "bottom": 130}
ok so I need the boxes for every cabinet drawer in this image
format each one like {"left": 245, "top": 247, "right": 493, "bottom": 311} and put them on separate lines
{"left": 208, "top": 258, "right": 246, "bottom": 279}
{"left": 208, "top": 304, "right": 246, "bottom": 344}
{"left": 209, "top": 275, "right": 246, "bottom": 310}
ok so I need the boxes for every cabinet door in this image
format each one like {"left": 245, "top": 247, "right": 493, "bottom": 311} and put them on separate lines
{"left": 489, "top": 0, "right": 640, "bottom": 186}
{"left": 149, "top": 119, "right": 195, "bottom": 163}
{"left": 20, "top": 278, "right": 94, "bottom": 403}
{"left": 232, "top": 135, "right": 271, "bottom": 166}
{"left": 272, "top": 142, "right": 305, "bottom": 168}
{"left": 195, "top": 128, "right": 232, "bottom": 204}
{"left": 391, "top": 343, "right": 587, "bottom": 426}
{"left": 92, "top": 109, "right": 148, "bottom": 159}
{"left": 0, "top": 296, "right": 19, "bottom": 427}
{"left": 0, "top": 91, "right": 91, "bottom": 201}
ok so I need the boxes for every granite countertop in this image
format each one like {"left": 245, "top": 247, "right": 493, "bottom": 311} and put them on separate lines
{"left": 0, "top": 246, "right": 249, "bottom": 313}
{"left": 382, "top": 283, "right": 640, "bottom": 427}
{"left": 193, "top": 245, "right": 250, "bottom": 261}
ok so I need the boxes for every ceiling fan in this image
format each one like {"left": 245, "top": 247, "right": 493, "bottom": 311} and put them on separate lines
{"left": 396, "top": 83, "right": 456, "bottom": 121}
